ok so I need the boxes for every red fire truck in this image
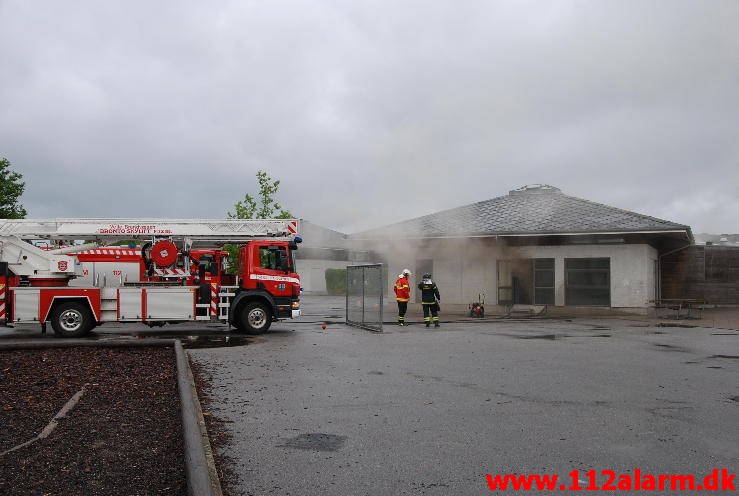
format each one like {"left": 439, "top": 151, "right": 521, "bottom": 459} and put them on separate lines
{"left": 0, "top": 218, "right": 302, "bottom": 337}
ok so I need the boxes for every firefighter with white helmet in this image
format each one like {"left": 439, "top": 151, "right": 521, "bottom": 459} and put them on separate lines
{"left": 393, "top": 268, "right": 412, "bottom": 326}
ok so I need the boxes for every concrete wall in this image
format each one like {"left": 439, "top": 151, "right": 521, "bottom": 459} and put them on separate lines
{"left": 298, "top": 259, "right": 352, "bottom": 294}
{"left": 515, "top": 244, "right": 658, "bottom": 308}
{"left": 384, "top": 239, "right": 658, "bottom": 309}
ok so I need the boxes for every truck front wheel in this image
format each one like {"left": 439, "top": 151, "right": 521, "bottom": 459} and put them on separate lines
{"left": 238, "top": 302, "right": 272, "bottom": 334}
{"left": 50, "top": 302, "right": 95, "bottom": 338}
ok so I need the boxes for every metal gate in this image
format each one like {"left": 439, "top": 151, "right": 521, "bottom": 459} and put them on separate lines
{"left": 346, "top": 264, "right": 383, "bottom": 332}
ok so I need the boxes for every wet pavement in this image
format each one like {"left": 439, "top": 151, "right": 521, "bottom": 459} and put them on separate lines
{"left": 2, "top": 296, "right": 737, "bottom": 494}
{"left": 187, "top": 296, "right": 739, "bottom": 495}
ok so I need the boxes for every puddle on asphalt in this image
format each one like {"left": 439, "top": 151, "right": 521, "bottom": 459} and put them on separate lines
{"left": 102, "top": 331, "right": 253, "bottom": 349}
{"left": 180, "top": 335, "right": 251, "bottom": 349}
{"left": 654, "top": 343, "right": 690, "bottom": 353}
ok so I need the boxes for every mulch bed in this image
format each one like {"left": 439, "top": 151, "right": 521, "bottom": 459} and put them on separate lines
{"left": 0, "top": 346, "right": 187, "bottom": 496}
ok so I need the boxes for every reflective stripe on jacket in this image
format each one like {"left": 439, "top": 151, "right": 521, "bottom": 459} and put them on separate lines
{"left": 394, "top": 276, "right": 411, "bottom": 302}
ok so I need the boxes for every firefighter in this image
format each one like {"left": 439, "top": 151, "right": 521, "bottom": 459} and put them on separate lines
{"left": 418, "top": 273, "right": 441, "bottom": 327}
{"left": 393, "top": 269, "right": 412, "bottom": 326}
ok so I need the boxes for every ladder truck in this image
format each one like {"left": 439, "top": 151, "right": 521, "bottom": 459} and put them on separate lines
{"left": 0, "top": 218, "right": 302, "bottom": 337}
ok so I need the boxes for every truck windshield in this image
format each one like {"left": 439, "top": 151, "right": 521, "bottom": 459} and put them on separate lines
{"left": 259, "top": 246, "right": 293, "bottom": 271}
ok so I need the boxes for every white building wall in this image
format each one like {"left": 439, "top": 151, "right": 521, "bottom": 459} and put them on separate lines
{"left": 609, "top": 244, "right": 658, "bottom": 307}
{"left": 500, "top": 243, "right": 658, "bottom": 308}
{"left": 297, "top": 220, "right": 354, "bottom": 294}
{"left": 298, "top": 259, "right": 352, "bottom": 294}
{"left": 461, "top": 251, "right": 495, "bottom": 305}
{"left": 356, "top": 236, "right": 658, "bottom": 309}
{"left": 433, "top": 258, "right": 464, "bottom": 304}
{"left": 411, "top": 238, "right": 499, "bottom": 305}
{"left": 554, "top": 256, "right": 566, "bottom": 306}
{"left": 390, "top": 254, "right": 495, "bottom": 304}
{"left": 390, "top": 241, "right": 658, "bottom": 308}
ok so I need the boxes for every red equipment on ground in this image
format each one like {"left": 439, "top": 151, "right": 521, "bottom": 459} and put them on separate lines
{"left": 469, "top": 293, "right": 485, "bottom": 318}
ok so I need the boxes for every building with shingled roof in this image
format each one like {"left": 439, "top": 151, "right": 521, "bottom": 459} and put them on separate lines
{"left": 349, "top": 185, "right": 694, "bottom": 313}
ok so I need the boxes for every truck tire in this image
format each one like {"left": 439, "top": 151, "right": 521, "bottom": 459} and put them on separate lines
{"left": 238, "top": 302, "right": 272, "bottom": 334}
{"left": 50, "top": 302, "right": 95, "bottom": 338}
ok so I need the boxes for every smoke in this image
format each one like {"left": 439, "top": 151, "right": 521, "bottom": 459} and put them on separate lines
{"left": 2, "top": 1, "right": 738, "bottom": 233}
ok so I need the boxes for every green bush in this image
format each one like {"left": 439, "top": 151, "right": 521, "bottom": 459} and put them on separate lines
{"left": 325, "top": 268, "right": 347, "bottom": 295}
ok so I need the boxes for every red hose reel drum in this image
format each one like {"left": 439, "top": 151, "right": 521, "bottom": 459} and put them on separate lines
{"left": 150, "top": 240, "right": 178, "bottom": 267}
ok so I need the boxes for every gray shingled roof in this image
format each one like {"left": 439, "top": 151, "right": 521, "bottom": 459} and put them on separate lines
{"left": 352, "top": 185, "right": 692, "bottom": 239}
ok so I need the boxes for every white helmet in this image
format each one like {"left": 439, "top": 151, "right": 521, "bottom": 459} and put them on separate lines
{"left": 402, "top": 268, "right": 412, "bottom": 276}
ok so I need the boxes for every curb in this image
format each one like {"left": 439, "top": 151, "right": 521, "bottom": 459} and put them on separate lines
{"left": 175, "top": 340, "right": 224, "bottom": 496}
{"left": 0, "top": 338, "right": 222, "bottom": 496}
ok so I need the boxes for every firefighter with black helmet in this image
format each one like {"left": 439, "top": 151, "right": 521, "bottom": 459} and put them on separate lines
{"left": 418, "top": 273, "right": 441, "bottom": 327}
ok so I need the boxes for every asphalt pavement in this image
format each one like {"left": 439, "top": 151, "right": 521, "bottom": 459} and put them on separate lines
{"left": 188, "top": 296, "right": 739, "bottom": 495}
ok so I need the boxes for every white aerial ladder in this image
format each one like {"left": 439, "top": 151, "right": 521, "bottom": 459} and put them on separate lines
{"left": 0, "top": 217, "right": 299, "bottom": 245}
{"left": 0, "top": 217, "right": 298, "bottom": 277}
{"left": 0, "top": 218, "right": 302, "bottom": 337}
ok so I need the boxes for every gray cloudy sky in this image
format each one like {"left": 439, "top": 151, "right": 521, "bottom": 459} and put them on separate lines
{"left": 1, "top": 0, "right": 737, "bottom": 234}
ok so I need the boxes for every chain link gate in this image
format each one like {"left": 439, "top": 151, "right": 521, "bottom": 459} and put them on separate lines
{"left": 346, "top": 264, "right": 383, "bottom": 332}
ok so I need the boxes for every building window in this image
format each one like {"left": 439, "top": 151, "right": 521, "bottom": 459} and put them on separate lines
{"left": 565, "top": 258, "right": 610, "bottom": 306}
{"left": 534, "top": 258, "right": 555, "bottom": 305}
{"left": 497, "top": 258, "right": 554, "bottom": 305}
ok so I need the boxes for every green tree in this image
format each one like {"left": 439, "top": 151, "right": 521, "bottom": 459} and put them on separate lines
{"left": 0, "top": 158, "right": 27, "bottom": 219}
{"left": 228, "top": 170, "right": 292, "bottom": 219}
{"left": 225, "top": 170, "right": 294, "bottom": 273}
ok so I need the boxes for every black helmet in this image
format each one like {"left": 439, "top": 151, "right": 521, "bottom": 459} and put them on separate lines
{"left": 422, "top": 273, "right": 432, "bottom": 279}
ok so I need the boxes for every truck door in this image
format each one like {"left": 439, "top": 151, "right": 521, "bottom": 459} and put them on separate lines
{"left": 251, "top": 245, "right": 296, "bottom": 297}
